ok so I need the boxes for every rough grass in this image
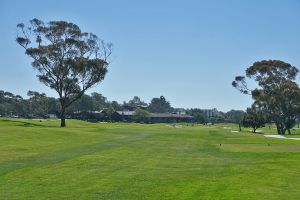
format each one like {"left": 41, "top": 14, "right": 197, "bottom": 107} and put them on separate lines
{"left": 1, "top": 119, "right": 300, "bottom": 199}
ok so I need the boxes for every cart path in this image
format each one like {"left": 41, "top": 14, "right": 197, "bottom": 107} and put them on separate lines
{"left": 264, "top": 134, "right": 300, "bottom": 140}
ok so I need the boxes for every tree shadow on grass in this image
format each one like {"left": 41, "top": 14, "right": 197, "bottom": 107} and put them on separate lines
{"left": 0, "top": 118, "right": 53, "bottom": 127}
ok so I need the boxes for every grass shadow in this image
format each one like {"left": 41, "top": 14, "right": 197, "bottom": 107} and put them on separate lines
{"left": 0, "top": 118, "right": 53, "bottom": 128}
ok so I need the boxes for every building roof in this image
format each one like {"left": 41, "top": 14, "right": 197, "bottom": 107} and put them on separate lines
{"left": 116, "top": 111, "right": 135, "bottom": 116}
{"left": 149, "top": 113, "right": 193, "bottom": 118}
{"left": 115, "top": 111, "right": 193, "bottom": 118}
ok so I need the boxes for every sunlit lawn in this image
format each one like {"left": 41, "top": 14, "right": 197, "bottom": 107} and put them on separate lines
{"left": 1, "top": 118, "right": 300, "bottom": 199}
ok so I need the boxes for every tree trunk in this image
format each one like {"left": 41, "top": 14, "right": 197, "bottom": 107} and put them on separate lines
{"left": 278, "top": 128, "right": 285, "bottom": 135}
{"left": 238, "top": 123, "right": 242, "bottom": 132}
{"left": 275, "top": 122, "right": 285, "bottom": 135}
{"left": 60, "top": 106, "right": 66, "bottom": 127}
{"left": 276, "top": 126, "right": 281, "bottom": 134}
{"left": 288, "top": 129, "right": 291, "bottom": 135}
{"left": 279, "top": 127, "right": 286, "bottom": 135}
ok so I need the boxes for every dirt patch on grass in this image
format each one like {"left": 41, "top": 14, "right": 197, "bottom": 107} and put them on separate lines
{"left": 165, "top": 125, "right": 183, "bottom": 129}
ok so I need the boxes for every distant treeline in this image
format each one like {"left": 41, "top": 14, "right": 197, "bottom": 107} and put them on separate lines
{"left": 0, "top": 90, "right": 245, "bottom": 123}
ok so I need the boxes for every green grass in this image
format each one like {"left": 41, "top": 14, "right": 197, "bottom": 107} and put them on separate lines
{"left": 1, "top": 119, "right": 300, "bottom": 199}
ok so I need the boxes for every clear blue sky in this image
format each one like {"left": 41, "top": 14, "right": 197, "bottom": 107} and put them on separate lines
{"left": 0, "top": 0, "right": 299, "bottom": 111}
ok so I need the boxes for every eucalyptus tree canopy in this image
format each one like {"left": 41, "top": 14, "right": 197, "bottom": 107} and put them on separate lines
{"left": 27, "top": 90, "right": 48, "bottom": 118}
{"left": 128, "top": 96, "right": 148, "bottom": 107}
{"left": 232, "top": 60, "right": 300, "bottom": 134}
{"left": 188, "top": 109, "right": 206, "bottom": 123}
{"left": 226, "top": 110, "right": 245, "bottom": 131}
{"left": 148, "top": 96, "right": 172, "bottom": 113}
{"left": 0, "top": 90, "right": 27, "bottom": 117}
{"left": 242, "top": 104, "right": 266, "bottom": 133}
{"left": 16, "top": 18, "right": 112, "bottom": 127}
